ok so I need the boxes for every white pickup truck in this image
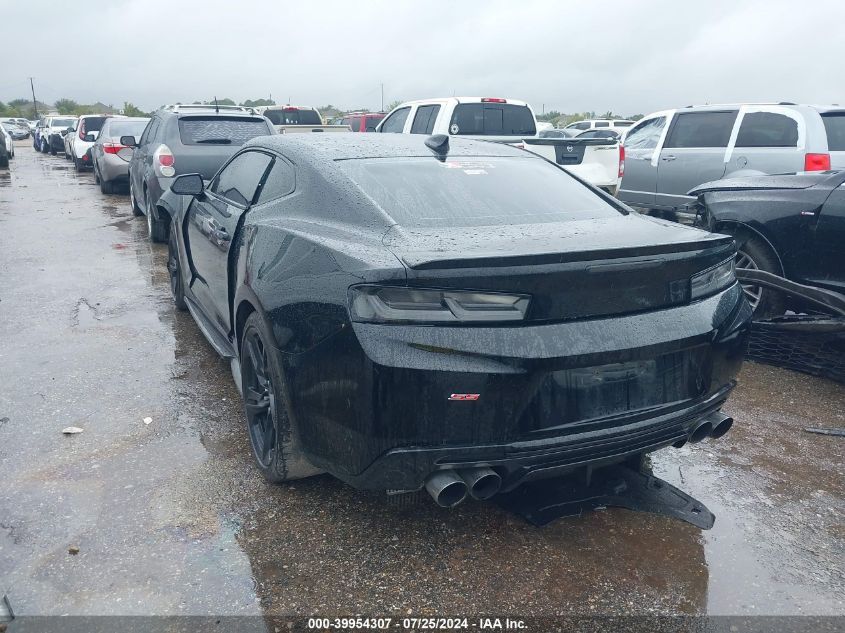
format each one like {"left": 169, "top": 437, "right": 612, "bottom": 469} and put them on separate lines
{"left": 253, "top": 105, "right": 350, "bottom": 134}
{"left": 377, "top": 97, "right": 623, "bottom": 193}
{"left": 522, "top": 136, "right": 624, "bottom": 195}
{"left": 376, "top": 97, "right": 537, "bottom": 144}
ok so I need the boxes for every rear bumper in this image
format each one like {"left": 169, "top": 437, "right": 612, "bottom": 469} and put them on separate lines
{"left": 282, "top": 283, "right": 752, "bottom": 491}
{"left": 99, "top": 155, "right": 131, "bottom": 182}
{"left": 345, "top": 385, "right": 734, "bottom": 492}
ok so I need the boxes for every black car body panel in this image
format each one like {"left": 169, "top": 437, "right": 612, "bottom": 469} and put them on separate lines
{"left": 162, "top": 135, "right": 751, "bottom": 492}
{"left": 692, "top": 170, "right": 845, "bottom": 294}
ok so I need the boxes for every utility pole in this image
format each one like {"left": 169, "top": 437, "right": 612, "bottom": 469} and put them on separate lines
{"left": 380, "top": 83, "right": 384, "bottom": 112}
{"left": 29, "top": 77, "right": 39, "bottom": 118}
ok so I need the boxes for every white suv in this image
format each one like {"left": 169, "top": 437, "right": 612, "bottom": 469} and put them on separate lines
{"left": 70, "top": 114, "right": 125, "bottom": 171}
{"left": 376, "top": 97, "right": 538, "bottom": 143}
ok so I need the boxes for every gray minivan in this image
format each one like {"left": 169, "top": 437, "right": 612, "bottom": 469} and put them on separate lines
{"left": 619, "top": 103, "right": 845, "bottom": 212}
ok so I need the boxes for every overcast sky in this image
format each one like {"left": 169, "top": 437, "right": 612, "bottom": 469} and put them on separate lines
{"left": 1, "top": 0, "right": 842, "bottom": 115}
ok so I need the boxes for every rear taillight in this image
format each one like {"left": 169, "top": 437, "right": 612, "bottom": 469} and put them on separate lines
{"left": 481, "top": 98, "right": 507, "bottom": 103}
{"left": 78, "top": 125, "right": 85, "bottom": 140}
{"left": 618, "top": 145, "right": 625, "bottom": 178}
{"left": 153, "top": 144, "right": 175, "bottom": 177}
{"left": 804, "top": 153, "right": 831, "bottom": 171}
{"left": 349, "top": 286, "right": 530, "bottom": 324}
{"left": 103, "top": 143, "right": 127, "bottom": 154}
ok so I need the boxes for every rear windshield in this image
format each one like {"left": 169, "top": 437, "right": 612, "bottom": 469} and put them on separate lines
{"left": 264, "top": 109, "right": 322, "bottom": 126}
{"left": 338, "top": 156, "right": 619, "bottom": 228}
{"left": 178, "top": 117, "right": 271, "bottom": 145}
{"left": 51, "top": 118, "right": 76, "bottom": 128}
{"left": 449, "top": 103, "right": 536, "bottom": 137}
{"left": 107, "top": 120, "right": 149, "bottom": 138}
{"left": 822, "top": 113, "right": 845, "bottom": 151}
{"left": 81, "top": 117, "right": 108, "bottom": 132}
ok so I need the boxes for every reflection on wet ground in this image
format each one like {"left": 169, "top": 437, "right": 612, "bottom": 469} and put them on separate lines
{"left": 0, "top": 145, "right": 843, "bottom": 617}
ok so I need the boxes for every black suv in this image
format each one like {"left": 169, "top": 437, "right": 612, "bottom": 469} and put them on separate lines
{"left": 123, "top": 105, "right": 275, "bottom": 242}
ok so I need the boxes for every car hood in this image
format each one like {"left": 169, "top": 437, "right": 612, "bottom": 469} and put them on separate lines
{"left": 383, "top": 214, "right": 728, "bottom": 270}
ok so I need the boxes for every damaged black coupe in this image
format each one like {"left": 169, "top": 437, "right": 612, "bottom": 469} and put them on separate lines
{"left": 160, "top": 134, "right": 751, "bottom": 507}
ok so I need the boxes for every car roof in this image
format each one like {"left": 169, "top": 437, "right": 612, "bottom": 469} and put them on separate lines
{"left": 159, "top": 108, "right": 264, "bottom": 120}
{"left": 244, "top": 133, "right": 530, "bottom": 162}
{"left": 397, "top": 97, "right": 530, "bottom": 108}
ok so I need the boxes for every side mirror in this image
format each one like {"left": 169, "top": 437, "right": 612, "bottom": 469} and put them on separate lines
{"left": 66, "top": 127, "right": 74, "bottom": 134}
{"left": 120, "top": 135, "right": 137, "bottom": 148}
{"left": 85, "top": 131, "right": 99, "bottom": 142}
{"left": 171, "top": 173, "right": 204, "bottom": 196}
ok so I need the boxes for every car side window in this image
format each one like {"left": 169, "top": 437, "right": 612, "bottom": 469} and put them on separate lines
{"left": 623, "top": 116, "right": 667, "bottom": 150}
{"left": 140, "top": 117, "right": 159, "bottom": 146}
{"left": 379, "top": 107, "right": 411, "bottom": 133}
{"left": 209, "top": 151, "right": 273, "bottom": 207}
{"left": 664, "top": 111, "right": 738, "bottom": 148}
{"left": 735, "top": 112, "right": 799, "bottom": 148}
{"left": 594, "top": 121, "right": 609, "bottom": 128}
{"left": 255, "top": 157, "right": 295, "bottom": 204}
{"left": 410, "top": 104, "right": 441, "bottom": 134}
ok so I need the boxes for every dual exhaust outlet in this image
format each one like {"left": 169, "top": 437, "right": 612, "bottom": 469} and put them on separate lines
{"left": 424, "top": 467, "right": 501, "bottom": 508}
{"left": 674, "top": 411, "right": 734, "bottom": 448}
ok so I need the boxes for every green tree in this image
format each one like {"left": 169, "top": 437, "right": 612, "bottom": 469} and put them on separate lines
{"left": 536, "top": 110, "right": 562, "bottom": 122}
{"left": 384, "top": 100, "right": 403, "bottom": 112}
{"left": 123, "top": 102, "right": 147, "bottom": 117}
{"left": 55, "top": 98, "right": 79, "bottom": 114}
{"left": 242, "top": 98, "right": 275, "bottom": 108}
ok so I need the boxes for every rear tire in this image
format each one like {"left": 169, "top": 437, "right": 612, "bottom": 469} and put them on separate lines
{"left": 73, "top": 155, "right": 82, "bottom": 171}
{"left": 129, "top": 181, "right": 144, "bottom": 216}
{"left": 167, "top": 225, "right": 187, "bottom": 311}
{"left": 146, "top": 195, "right": 168, "bottom": 243}
{"left": 100, "top": 173, "right": 115, "bottom": 195}
{"left": 726, "top": 228, "right": 785, "bottom": 318}
{"left": 240, "top": 312, "right": 316, "bottom": 483}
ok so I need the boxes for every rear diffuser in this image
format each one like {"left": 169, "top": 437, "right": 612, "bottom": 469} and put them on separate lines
{"left": 497, "top": 464, "right": 715, "bottom": 530}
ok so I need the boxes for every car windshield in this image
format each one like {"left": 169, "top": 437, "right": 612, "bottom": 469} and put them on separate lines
{"left": 178, "top": 117, "right": 271, "bottom": 145}
{"left": 822, "top": 113, "right": 845, "bottom": 151}
{"left": 52, "top": 118, "right": 76, "bottom": 128}
{"left": 108, "top": 120, "right": 149, "bottom": 138}
{"left": 264, "top": 109, "right": 322, "bottom": 125}
{"left": 338, "top": 156, "right": 621, "bottom": 228}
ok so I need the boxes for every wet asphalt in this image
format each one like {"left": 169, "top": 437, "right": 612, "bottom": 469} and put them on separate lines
{"left": 0, "top": 142, "right": 843, "bottom": 618}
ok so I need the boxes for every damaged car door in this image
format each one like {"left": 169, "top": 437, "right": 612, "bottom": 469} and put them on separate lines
{"left": 185, "top": 150, "right": 273, "bottom": 333}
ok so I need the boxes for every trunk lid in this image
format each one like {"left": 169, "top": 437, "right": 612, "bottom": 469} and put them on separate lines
{"left": 384, "top": 215, "right": 733, "bottom": 322}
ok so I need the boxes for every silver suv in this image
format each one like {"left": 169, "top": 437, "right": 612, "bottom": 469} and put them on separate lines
{"left": 618, "top": 103, "right": 845, "bottom": 212}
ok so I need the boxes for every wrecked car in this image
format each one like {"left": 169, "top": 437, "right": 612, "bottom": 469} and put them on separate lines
{"left": 691, "top": 170, "right": 845, "bottom": 317}
{"left": 160, "top": 134, "right": 752, "bottom": 507}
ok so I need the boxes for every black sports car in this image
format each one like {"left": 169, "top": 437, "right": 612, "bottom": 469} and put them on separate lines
{"left": 691, "top": 170, "right": 845, "bottom": 317}
{"left": 160, "top": 134, "right": 751, "bottom": 507}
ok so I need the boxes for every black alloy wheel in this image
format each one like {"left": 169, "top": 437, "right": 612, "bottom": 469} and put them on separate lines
{"left": 242, "top": 326, "right": 278, "bottom": 472}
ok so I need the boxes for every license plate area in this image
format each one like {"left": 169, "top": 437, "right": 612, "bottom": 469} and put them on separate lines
{"left": 522, "top": 348, "right": 710, "bottom": 435}
{"left": 554, "top": 143, "right": 586, "bottom": 165}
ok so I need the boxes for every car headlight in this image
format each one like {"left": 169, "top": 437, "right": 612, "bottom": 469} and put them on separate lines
{"left": 349, "top": 285, "right": 531, "bottom": 324}
{"left": 690, "top": 257, "right": 736, "bottom": 300}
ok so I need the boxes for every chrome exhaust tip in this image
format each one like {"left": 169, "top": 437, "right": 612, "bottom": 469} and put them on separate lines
{"left": 424, "top": 470, "right": 468, "bottom": 508}
{"left": 458, "top": 467, "right": 502, "bottom": 501}
{"left": 709, "top": 413, "right": 734, "bottom": 439}
{"left": 689, "top": 421, "right": 713, "bottom": 444}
